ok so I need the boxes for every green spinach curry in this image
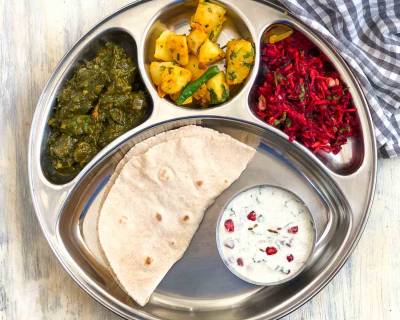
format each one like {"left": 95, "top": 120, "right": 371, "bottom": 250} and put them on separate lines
{"left": 47, "top": 42, "right": 149, "bottom": 180}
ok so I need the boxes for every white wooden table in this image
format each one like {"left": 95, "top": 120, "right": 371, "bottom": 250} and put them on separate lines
{"left": 1, "top": 1, "right": 399, "bottom": 319}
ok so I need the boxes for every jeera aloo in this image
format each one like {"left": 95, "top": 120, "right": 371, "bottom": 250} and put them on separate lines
{"left": 47, "top": 42, "right": 149, "bottom": 180}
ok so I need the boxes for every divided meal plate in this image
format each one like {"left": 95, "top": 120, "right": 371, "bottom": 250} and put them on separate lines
{"left": 28, "top": 0, "right": 377, "bottom": 319}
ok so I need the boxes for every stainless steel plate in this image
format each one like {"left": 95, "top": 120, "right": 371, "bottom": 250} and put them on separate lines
{"left": 28, "top": 1, "right": 377, "bottom": 319}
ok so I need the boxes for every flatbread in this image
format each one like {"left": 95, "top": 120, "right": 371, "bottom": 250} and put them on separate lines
{"left": 88, "top": 126, "right": 220, "bottom": 263}
{"left": 98, "top": 128, "right": 256, "bottom": 306}
{"left": 90, "top": 126, "right": 259, "bottom": 261}
{"left": 99, "top": 126, "right": 219, "bottom": 211}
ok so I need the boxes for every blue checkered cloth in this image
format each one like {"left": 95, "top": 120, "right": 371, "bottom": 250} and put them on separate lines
{"left": 279, "top": 0, "right": 400, "bottom": 157}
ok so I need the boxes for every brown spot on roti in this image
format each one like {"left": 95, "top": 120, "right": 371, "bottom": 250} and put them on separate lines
{"left": 155, "top": 213, "right": 162, "bottom": 221}
{"left": 196, "top": 180, "right": 203, "bottom": 187}
{"left": 169, "top": 240, "right": 175, "bottom": 246}
{"left": 182, "top": 215, "right": 190, "bottom": 222}
{"left": 224, "top": 179, "right": 228, "bottom": 184}
{"left": 158, "top": 167, "right": 174, "bottom": 182}
{"left": 118, "top": 216, "right": 128, "bottom": 224}
{"left": 145, "top": 256, "right": 153, "bottom": 266}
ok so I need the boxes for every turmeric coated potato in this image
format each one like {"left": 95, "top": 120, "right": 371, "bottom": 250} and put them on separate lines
{"left": 187, "top": 28, "right": 208, "bottom": 54}
{"left": 191, "top": 1, "right": 226, "bottom": 42}
{"left": 198, "top": 39, "right": 225, "bottom": 69}
{"left": 206, "top": 71, "right": 229, "bottom": 105}
{"left": 226, "top": 39, "right": 255, "bottom": 85}
{"left": 186, "top": 55, "right": 205, "bottom": 80}
{"left": 160, "top": 65, "right": 192, "bottom": 94}
{"left": 193, "top": 84, "right": 210, "bottom": 106}
{"left": 149, "top": 62, "right": 176, "bottom": 86}
{"left": 154, "top": 30, "right": 174, "bottom": 61}
{"left": 166, "top": 34, "right": 189, "bottom": 66}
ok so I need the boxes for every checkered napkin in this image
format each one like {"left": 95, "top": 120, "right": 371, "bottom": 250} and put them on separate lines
{"left": 278, "top": 0, "right": 400, "bottom": 157}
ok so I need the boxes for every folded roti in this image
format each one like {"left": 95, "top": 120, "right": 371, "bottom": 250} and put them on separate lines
{"left": 92, "top": 126, "right": 220, "bottom": 263}
{"left": 98, "top": 126, "right": 219, "bottom": 211}
{"left": 98, "top": 128, "right": 256, "bottom": 306}
{"left": 89, "top": 126, "right": 221, "bottom": 262}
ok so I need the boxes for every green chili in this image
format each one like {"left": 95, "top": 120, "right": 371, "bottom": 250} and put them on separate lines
{"left": 176, "top": 66, "right": 220, "bottom": 105}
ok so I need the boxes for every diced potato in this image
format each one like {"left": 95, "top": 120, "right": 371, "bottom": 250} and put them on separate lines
{"left": 160, "top": 65, "right": 192, "bottom": 94}
{"left": 193, "top": 84, "right": 210, "bottom": 106}
{"left": 187, "top": 28, "right": 208, "bottom": 54}
{"left": 206, "top": 71, "right": 229, "bottom": 104}
{"left": 226, "top": 39, "right": 255, "bottom": 85}
{"left": 157, "top": 86, "right": 168, "bottom": 98}
{"left": 198, "top": 39, "right": 225, "bottom": 69}
{"left": 186, "top": 55, "right": 205, "bottom": 80}
{"left": 191, "top": 2, "right": 226, "bottom": 42}
{"left": 166, "top": 34, "right": 189, "bottom": 66}
{"left": 149, "top": 62, "right": 175, "bottom": 86}
{"left": 154, "top": 30, "right": 174, "bottom": 61}
{"left": 170, "top": 91, "right": 193, "bottom": 105}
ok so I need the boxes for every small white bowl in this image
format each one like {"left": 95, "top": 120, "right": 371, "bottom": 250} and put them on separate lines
{"left": 216, "top": 184, "right": 316, "bottom": 286}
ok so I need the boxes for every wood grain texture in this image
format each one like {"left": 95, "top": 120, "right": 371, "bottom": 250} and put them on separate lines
{"left": 0, "top": 0, "right": 399, "bottom": 319}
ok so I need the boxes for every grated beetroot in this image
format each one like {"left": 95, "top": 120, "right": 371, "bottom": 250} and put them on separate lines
{"left": 252, "top": 29, "right": 358, "bottom": 154}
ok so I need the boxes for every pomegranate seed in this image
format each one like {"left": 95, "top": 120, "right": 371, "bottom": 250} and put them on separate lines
{"left": 266, "top": 246, "right": 278, "bottom": 255}
{"left": 224, "top": 219, "right": 234, "bottom": 232}
{"left": 237, "top": 258, "right": 244, "bottom": 266}
{"left": 288, "top": 226, "right": 298, "bottom": 234}
{"left": 247, "top": 211, "right": 256, "bottom": 221}
{"left": 287, "top": 254, "right": 294, "bottom": 262}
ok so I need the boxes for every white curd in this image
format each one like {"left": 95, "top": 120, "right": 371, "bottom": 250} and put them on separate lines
{"left": 217, "top": 185, "right": 315, "bottom": 284}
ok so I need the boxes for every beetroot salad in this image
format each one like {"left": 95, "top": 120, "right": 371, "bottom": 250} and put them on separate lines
{"left": 252, "top": 26, "right": 358, "bottom": 154}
